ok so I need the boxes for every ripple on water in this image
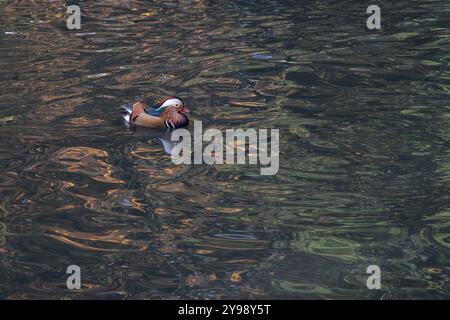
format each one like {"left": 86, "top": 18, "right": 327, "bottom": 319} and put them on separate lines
{"left": 1, "top": 0, "right": 450, "bottom": 299}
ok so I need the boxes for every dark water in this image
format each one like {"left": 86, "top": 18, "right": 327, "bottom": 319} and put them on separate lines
{"left": 0, "top": 0, "right": 449, "bottom": 299}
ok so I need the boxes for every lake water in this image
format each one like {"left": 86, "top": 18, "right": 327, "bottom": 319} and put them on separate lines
{"left": 0, "top": 0, "right": 449, "bottom": 299}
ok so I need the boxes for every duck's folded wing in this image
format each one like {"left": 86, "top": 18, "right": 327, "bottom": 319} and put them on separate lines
{"left": 133, "top": 113, "right": 165, "bottom": 128}
{"left": 150, "top": 105, "right": 164, "bottom": 116}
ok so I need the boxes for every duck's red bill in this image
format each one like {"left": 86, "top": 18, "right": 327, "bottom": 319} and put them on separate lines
{"left": 181, "top": 106, "right": 190, "bottom": 113}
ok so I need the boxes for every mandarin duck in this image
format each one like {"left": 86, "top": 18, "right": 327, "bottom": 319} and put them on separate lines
{"left": 122, "top": 97, "right": 189, "bottom": 129}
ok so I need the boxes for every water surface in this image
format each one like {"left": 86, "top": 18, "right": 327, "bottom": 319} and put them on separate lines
{"left": 0, "top": 0, "right": 449, "bottom": 299}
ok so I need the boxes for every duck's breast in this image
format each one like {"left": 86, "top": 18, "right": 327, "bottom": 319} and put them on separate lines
{"left": 160, "top": 108, "right": 189, "bottom": 129}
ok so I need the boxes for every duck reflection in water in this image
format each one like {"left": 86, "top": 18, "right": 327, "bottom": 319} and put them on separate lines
{"left": 122, "top": 114, "right": 182, "bottom": 156}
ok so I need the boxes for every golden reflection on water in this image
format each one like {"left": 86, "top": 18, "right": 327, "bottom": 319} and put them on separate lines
{"left": 52, "top": 147, "right": 124, "bottom": 184}
{"left": 47, "top": 227, "right": 148, "bottom": 252}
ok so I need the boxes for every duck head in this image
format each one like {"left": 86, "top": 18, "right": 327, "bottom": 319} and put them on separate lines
{"left": 153, "top": 97, "right": 190, "bottom": 129}
{"left": 152, "top": 97, "right": 190, "bottom": 115}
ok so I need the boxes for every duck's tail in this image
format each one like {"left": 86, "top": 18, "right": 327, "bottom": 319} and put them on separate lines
{"left": 121, "top": 104, "right": 133, "bottom": 123}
